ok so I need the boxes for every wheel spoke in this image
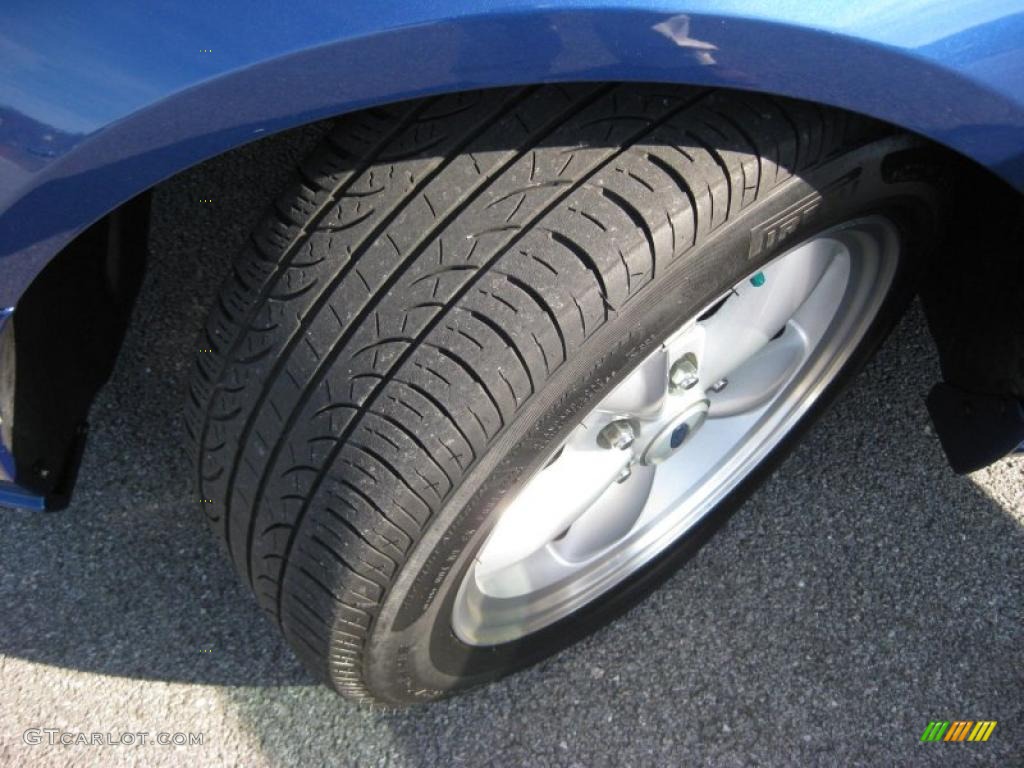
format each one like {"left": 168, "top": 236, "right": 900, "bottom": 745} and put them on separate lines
{"left": 698, "top": 237, "right": 838, "bottom": 387}
{"left": 552, "top": 464, "right": 656, "bottom": 562}
{"left": 475, "top": 431, "right": 633, "bottom": 579}
{"left": 706, "top": 325, "right": 806, "bottom": 417}
{"left": 595, "top": 348, "right": 669, "bottom": 416}
{"left": 789, "top": 245, "right": 853, "bottom": 350}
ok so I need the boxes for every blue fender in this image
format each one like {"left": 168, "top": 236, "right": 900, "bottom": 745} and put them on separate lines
{"left": 1, "top": 1, "right": 1022, "bottom": 307}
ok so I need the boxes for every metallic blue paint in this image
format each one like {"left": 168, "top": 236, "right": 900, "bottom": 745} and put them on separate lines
{"left": 0, "top": 485, "right": 45, "bottom": 511}
{"left": 0, "top": 0, "right": 1021, "bottom": 507}
{"left": 1, "top": 1, "right": 1023, "bottom": 307}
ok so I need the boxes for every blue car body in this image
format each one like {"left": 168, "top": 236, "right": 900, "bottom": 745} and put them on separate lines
{"left": 1, "top": 0, "right": 1022, "bottom": 507}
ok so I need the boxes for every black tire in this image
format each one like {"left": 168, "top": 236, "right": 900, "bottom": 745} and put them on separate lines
{"left": 186, "top": 84, "right": 945, "bottom": 705}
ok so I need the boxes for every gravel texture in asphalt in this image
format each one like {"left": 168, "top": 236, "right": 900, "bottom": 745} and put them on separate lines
{"left": 1, "top": 125, "right": 1021, "bottom": 767}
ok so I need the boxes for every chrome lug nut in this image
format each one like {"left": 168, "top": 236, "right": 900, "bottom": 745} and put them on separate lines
{"left": 616, "top": 465, "right": 632, "bottom": 483}
{"left": 709, "top": 377, "right": 729, "bottom": 393}
{"left": 597, "top": 419, "right": 636, "bottom": 450}
{"left": 669, "top": 353, "right": 699, "bottom": 393}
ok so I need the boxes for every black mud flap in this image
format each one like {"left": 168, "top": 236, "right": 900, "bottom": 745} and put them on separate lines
{"left": 926, "top": 384, "right": 1024, "bottom": 473}
{"left": 918, "top": 156, "right": 1024, "bottom": 473}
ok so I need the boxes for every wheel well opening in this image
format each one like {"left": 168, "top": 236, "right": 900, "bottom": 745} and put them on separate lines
{"left": 12, "top": 192, "right": 150, "bottom": 504}
{"left": 12, "top": 83, "right": 1022, "bottom": 506}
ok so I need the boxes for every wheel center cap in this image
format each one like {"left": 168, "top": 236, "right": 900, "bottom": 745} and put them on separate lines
{"left": 641, "top": 399, "right": 710, "bottom": 465}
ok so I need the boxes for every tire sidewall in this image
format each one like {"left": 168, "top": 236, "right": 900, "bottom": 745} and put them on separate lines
{"left": 365, "top": 135, "right": 944, "bottom": 704}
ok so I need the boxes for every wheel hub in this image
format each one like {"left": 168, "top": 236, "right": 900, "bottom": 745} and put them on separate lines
{"left": 640, "top": 398, "right": 710, "bottom": 465}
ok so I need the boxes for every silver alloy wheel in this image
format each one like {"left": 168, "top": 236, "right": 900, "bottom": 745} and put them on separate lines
{"left": 452, "top": 216, "right": 900, "bottom": 646}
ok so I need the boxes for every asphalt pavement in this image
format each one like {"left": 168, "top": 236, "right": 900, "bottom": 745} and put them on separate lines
{"left": 1, "top": 125, "right": 1021, "bottom": 767}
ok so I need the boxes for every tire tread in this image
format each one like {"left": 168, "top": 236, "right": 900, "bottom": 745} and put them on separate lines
{"left": 186, "top": 85, "right": 876, "bottom": 701}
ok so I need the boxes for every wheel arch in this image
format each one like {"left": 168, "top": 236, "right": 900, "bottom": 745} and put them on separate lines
{"left": 2, "top": 6, "right": 1023, "bottom": 508}
{"left": 3, "top": 4, "right": 1023, "bottom": 306}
